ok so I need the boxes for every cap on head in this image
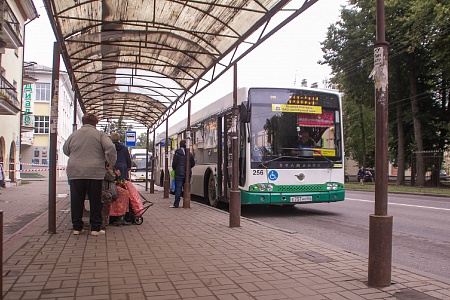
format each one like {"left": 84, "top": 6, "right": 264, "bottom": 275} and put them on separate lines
{"left": 110, "top": 132, "right": 120, "bottom": 142}
{"left": 82, "top": 113, "right": 99, "bottom": 126}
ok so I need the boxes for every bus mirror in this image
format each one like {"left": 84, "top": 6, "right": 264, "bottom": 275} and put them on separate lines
{"left": 239, "top": 101, "right": 250, "bottom": 123}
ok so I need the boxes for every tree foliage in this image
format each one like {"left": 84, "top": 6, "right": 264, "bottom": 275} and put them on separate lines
{"left": 108, "top": 120, "right": 133, "bottom": 144}
{"left": 320, "top": 0, "right": 450, "bottom": 185}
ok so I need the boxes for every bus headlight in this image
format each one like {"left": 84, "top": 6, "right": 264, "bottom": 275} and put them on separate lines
{"left": 332, "top": 183, "right": 338, "bottom": 190}
{"left": 326, "top": 183, "right": 332, "bottom": 190}
{"left": 267, "top": 184, "right": 274, "bottom": 192}
{"left": 259, "top": 184, "right": 266, "bottom": 191}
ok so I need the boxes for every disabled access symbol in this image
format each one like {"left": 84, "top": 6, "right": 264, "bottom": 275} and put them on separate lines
{"left": 268, "top": 170, "right": 278, "bottom": 181}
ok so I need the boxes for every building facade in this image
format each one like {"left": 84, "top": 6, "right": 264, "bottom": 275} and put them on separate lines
{"left": 0, "top": 0, "right": 37, "bottom": 184}
{"left": 21, "top": 63, "right": 82, "bottom": 178}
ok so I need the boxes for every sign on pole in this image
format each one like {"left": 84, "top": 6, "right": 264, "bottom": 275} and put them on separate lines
{"left": 125, "top": 131, "right": 137, "bottom": 147}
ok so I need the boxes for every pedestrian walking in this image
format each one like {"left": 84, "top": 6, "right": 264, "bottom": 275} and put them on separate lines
{"left": 357, "top": 165, "right": 365, "bottom": 186}
{"left": 0, "top": 163, "right": 5, "bottom": 188}
{"left": 63, "top": 113, "right": 117, "bottom": 236}
{"left": 171, "top": 140, "right": 195, "bottom": 208}
{"left": 110, "top": 132, "right": 132, "bottom": 180}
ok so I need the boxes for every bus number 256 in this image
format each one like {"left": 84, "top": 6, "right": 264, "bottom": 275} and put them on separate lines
{"left": 252, "top": 170, "right": 264, "bottom": 175}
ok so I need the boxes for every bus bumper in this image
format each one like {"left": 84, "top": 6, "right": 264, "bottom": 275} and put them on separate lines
{"left": 240, "top": 190, "right": 345, "bottom": 205}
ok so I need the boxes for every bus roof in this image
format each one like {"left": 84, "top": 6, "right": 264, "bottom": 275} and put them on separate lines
{"left": 166, "top": 86, "right": 342, "bottom": 137}
{"left": 168, "top": 87, "right": 249, "bottom": 136}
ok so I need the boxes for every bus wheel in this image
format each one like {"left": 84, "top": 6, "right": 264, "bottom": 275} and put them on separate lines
{"left": 207, "top": 173, "right": 219, "bottom": 207}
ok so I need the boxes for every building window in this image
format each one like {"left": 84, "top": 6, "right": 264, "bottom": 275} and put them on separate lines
{"left": 32, "top": 147, "right": 49, "bottom": 166}
{"left": 35, "top": 83, "right": 51, "bottom": 101}
{"left": 34, "top": 116, "right": 49, "bottom": 133}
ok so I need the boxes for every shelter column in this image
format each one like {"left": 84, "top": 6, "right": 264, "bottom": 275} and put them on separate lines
{"left": 145, "top": 128, "right": 150, "bottom": 191}
{"left": 48, "top": 42, "right": 60, "bottom": 234}
{"left": 72, "top": 90, "right": 77, "bottom": 132}
{"left": 150, "top": 130, "right": 155, "bottom": 194}
{"left": 163, "top": 119, "right": 170, "bottom": 198}
{"left": 183, "top": 100, "right": 192, "bottom": 208}
{"left": 229, "top": 64, "right": 240, "bottom": 227}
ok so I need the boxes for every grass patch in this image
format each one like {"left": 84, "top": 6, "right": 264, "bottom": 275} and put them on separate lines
{"left": 345, "top": 182, "right": 450, "bottom": 195}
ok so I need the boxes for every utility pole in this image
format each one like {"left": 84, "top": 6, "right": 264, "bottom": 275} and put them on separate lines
{"left": 368, "top": 0, "right": 393, "bottom": 287}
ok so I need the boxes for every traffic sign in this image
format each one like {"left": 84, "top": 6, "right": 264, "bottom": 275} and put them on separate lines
{"left": 125, "top": 131, "right": 136, "bottom": 147}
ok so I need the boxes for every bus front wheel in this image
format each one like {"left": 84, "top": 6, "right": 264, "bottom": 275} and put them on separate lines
{"left": 206, "top": 172, "right": 219, "bottom": 207}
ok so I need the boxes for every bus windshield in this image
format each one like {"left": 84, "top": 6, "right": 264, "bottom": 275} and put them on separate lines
{"left": 249, "top": 88, "right": 342, "bottom": 166}
{"left": 131, "top": 154, "right": 152, "bottom": 170}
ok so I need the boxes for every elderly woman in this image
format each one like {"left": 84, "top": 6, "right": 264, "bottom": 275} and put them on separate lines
{"left": 110, "top": 132, "right": 132, "bottom": 180}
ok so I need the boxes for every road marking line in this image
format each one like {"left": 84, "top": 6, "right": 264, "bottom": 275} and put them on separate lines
{"left": 346, "top": 198, "right": 450, "bottom": 211}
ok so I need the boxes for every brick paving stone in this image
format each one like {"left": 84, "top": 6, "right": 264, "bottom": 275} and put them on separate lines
{"left": 323, "top": 293, "right": 348, "bottom": 300}
{"left": 22, "top": 290, "right": 42, "bottom": 299}
{"left": 1, "top": 181, "right": 450, "bottom": 299}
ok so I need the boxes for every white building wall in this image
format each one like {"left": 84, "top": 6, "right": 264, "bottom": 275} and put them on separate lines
{"left": 0, "top": 0, "right": 36, "bottom": 182}
{"left": 21, "top": 64, "right": 81, "bottom": 179}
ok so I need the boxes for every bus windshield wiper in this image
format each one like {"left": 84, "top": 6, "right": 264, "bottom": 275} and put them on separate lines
{"left": 259, "top": 155, "right": 307, "bottom": 167}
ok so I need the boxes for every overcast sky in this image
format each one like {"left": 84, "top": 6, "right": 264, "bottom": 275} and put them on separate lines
{"left": 24, "top": 0, "right": 348, "bottom": 133}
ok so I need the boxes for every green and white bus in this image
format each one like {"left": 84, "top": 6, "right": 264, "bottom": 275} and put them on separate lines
{"left": 155, "top": 87, "right": 345, "bottom": 207}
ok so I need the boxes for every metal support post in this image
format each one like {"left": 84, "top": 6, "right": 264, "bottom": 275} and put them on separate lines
{"left": 229, "top": 64, "right": 241, "bottom": 227}
{"left": 1, "top": 211, "right": 3, "bottom": 298}
{"left": 145, "top": 128, "right": 149, "bottom": 191}
{"left": 163, "top": 119, "right": 170, "bottom": 198}
{"left": 72, "top": 90, "right": 77, "bottom": 132}
{"left": 368, "top": 0, "right": 393, "bottom": 287}
{"left": 183, "top": 100, "right": 192, "bottom": 208}
{"left": 48, "top": 42, "right": 60, "bottom": 234}
{"left": 150, "top": 130, "right": 155, "bottom": 194}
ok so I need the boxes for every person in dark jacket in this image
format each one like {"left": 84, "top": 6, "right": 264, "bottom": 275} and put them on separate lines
{"left": 171, "top": 140, "right": 195, "bottom": 208}
{"left": 110, "top": 132, "right": 132, "bottom": 180}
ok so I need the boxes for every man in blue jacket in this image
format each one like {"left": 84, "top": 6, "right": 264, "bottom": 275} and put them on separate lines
{"left": 171, "top": 140, "right": 195, "bottom": 208}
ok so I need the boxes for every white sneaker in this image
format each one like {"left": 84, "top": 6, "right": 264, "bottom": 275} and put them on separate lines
{"left": 73, "top": 229, "right": 84, "bottom": 235}
{"left": 90, "top": 230, "right": 106, "bottom": 236}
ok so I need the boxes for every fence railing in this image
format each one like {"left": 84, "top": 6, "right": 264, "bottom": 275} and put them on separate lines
{"left": 0, "top": 74, "right": 19, "bottom": 108}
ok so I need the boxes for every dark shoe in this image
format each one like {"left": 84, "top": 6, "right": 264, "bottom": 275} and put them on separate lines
{"left": 113, "top": 216, "right": 132, "bottom": 226}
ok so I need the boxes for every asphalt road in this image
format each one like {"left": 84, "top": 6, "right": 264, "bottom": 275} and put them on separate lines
{"left": 239, "top": 190, "right": 450, "bottom": 282}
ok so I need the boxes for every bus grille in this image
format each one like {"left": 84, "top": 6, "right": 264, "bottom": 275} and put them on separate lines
{"left": 275, "top": 184, "right": 326, "bottom": 193}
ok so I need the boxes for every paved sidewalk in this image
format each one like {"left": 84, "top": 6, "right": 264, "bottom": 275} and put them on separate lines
{"left": 1, "top": 180, "right": 450, "bottom": 299}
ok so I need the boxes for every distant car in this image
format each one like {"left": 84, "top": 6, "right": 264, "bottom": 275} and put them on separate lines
{"left": 440, "top": 170, "right": 448, "bottom": 181}
{"left": 364, "top": 169, "right": 375, "bottom": 182}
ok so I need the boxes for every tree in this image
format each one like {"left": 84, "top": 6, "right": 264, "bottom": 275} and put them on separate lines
{"left": 136, "top": 132, "right": 154, "bottom": 151}
{"left": 109, "top": 120, "right": 133, "bottom": 144}
{"left": 320, "top": 0, "right": 450, "bottom": 186}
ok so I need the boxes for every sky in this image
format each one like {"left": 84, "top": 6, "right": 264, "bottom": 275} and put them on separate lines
{"left": 24, "top": 0, "right": 348, "bottom": 134}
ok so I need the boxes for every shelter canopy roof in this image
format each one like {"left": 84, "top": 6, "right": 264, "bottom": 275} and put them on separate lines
{"left": 44, "top": 0, "right": 317, "bottom": 129}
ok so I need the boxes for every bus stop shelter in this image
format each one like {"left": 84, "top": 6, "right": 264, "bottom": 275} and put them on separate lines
{"left": 42, "top": 0, "right": 319, "bottom": 230}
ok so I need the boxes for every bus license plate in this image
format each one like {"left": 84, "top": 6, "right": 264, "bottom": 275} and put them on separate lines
{"left": 290, "top": 196, "right": 312, "bottom": 203}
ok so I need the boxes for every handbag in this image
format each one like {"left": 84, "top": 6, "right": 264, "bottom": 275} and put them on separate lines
{"left": 108, "top": 181, "right": 119, "bottom": 200}
{"left": 103, "top": 170, "right": 119, "bottom": 200}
